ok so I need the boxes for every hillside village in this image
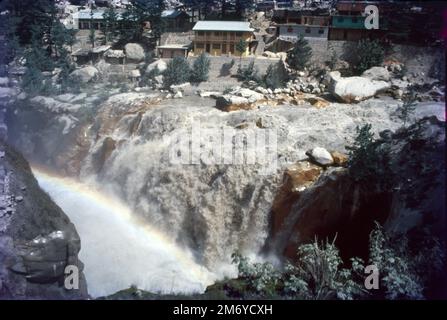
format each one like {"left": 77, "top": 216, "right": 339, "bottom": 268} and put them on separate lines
{"left": 0, "top": 0, "right": 446, "bottom": 300}
{"left": 1, "top": 0, "right": 445, "bottom": 108}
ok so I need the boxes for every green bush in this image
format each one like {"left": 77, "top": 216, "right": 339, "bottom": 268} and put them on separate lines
{"left": 22, "top": 66, "right": 53, "bottom": 96}
{"left": 236, "top": 61, "right": 260, "bottom": 84}
{"left": 190, "top": 52, "right": 210, "bottom": 83}
{"left": 396, "top": 89, "right": 417, "bottom": 126}
{"left": 286, "top": 35, "right": 312, "bottom": 71}
{"left": 227, "top": 222, "right": 445, "bottom": 300}
{"left": 163, "top": 57, "right": 191, "bottom": 88}
{"left": 264, "top": 60, "right": 289, "bottom": 89}
{"left": 346, "top": 124, "right": 392, "bottom": 190}
{"left": 354, "top": 39, "right": 384, "bottom": 74}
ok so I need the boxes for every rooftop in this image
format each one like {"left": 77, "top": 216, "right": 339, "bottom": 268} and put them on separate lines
{"left": 73, "top": 9, "right": 123, "bottom": 20}
{"left": 161, "top": 9, "right": 190, "bottom": 19}
{"left": 192, "top": 21, "right": 254, "bottom": 32}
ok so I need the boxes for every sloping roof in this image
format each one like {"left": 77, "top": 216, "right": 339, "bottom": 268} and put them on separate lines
{"left": 161, "top": 9, "right": 189, "bottom": 19}
{"left": 74, "top": 10, "right": 105, "bottom": 20}
{"left": 193, "top": 21, "right": 254, "bottom": 32}
{"left": 74, "top": 9, "right": 124, "bottom": 20}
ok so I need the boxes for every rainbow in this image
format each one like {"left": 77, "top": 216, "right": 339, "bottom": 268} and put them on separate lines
{"left": 31, "top": 167, "right": 217, "bottom": 297}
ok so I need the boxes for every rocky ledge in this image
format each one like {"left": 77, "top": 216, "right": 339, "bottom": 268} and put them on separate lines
{"left": 0, "top": 142, "right": 88, "bottom": 299}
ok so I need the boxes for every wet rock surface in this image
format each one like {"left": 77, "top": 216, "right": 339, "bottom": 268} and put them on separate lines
{"left": 0, "top": 142, "right": 88, "bottom": 299}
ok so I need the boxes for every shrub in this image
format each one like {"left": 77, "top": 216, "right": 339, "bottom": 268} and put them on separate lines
{"left": 354, "top": 39, "right": 384, "bottom": 74}
{"left": 163, "top": 57, "right": 191, "bottom": 88}
{"left": 236, "top": 39, "right": 247, "bottom": 58}
{"left": 328, "top": 48, "right": 338, "bottom": 70}
{"left": 22, "top": 66, "right": 53, "bottom": 96}
{"left": 236, "top": 61, "right": 260, "bottom": 84}
{"left": 227, "top": 223, "right": 445, "bottom": 300}
{"left": 231, "top": 252, "right": 280, "bottom": 296}
{"left": 396, "top": 88, "right": 417, "bottom": 126}
{"left": 368, "top": 223, "right": 424, "bottom": 299}
{"left": 286, "top": 35, "right": 312, "bottom": 71}
{"left": 190, "top": 52, "right": 210, "bottom": 83}
{"left": 346, "top": 124, "right": 392, "bottom": 190}
{"left": 264, "top": 60, "right": 289, "bottom": 89}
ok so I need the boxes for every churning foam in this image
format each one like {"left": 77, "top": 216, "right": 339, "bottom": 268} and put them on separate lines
{"left": 33, "top": 168, "right": 217, "bottom": 298}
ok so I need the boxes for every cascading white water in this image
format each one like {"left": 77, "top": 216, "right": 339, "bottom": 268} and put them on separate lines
{"left": 34, "top": 169, "right": 220, "bottom": 298}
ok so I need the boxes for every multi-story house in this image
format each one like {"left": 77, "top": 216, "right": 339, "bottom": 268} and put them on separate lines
{"left": 192, "top": 21, "right": 254, "bottom": 56}
{"left": 329, "top": 1, "right": 389, "bottom": 40}
{"left": 278, "top": 14, "right": 330, "bottom": 40}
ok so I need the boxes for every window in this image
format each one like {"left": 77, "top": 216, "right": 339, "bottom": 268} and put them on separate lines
{"left": 338, "top": 17, "right": 344, "bottom": 22}
{"left": 198, "top": 31, "right": 205, "bottom": 36}
{"left": 236, "top": 32, "right": 243, "bottom": 37}
{"left": 206, "top": 31, "right": 211, "bottom": 36}
{"left": 318, "top": 29, "right": 324, "bottom": 34}
{"left": 287, "top": 27, "right": 294, "bottom": 33}
{"left": 305, "top": 28, "right": 311, "bottom": 34}
{"left": 212, "top": 44, "right": 220, "bottom": 49}
{"left": 214, "top": 31, "right": 221, "bottom": 36}
{"left": 222, "top": 44, "right": 227, "bottom": 54}
{"left": 196, "top": 43, "right": 204, "bottom": 49}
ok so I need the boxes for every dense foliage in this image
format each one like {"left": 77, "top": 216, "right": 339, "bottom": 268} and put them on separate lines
{"left": 225, "top": 224, "right": 445, "bottom": 300}
{"left": 346, "top": 124, "right": 393, "bottom": 191}
{"left": 286, "top": 36, "right": 312, "bottom": 71}
{"left": 190, "top": 53, "right": 211, "bottom": 83}
{"left": 163, "top": 57, "right": 191, "bottom": 88}
{"left": 354, "top": 39, "right": 385, "bottom": 74}
{"left": 263, "top": 60, "right": 289, "bottom": 89}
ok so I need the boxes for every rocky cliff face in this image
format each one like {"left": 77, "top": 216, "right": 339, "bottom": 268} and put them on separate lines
{"left": 270, "top": 116, "right": 446, "bottom": 262}
{"left": 5, "top": 89, "right": 445, "bottom": 270}
{"left": 0, "top": 142, "right": 88, "bottom": 299}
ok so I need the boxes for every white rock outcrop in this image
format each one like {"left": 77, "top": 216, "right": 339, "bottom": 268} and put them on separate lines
{"left": 124, "top": 43, "right": 145, "bottom": 62}
{"left": 306, "top": 147, "right": 334, "bottom": 166}
{"left": 328, "top": 71, "right": 391, "bottom": 103}
{"left": 146, "top": 59, "right": 167, "bottom": 74}
{"left": 70, "top": 66, "right": 99, "bottom": 83}
{"left": 361, "top": 66, "right": 391, "bottom": 81}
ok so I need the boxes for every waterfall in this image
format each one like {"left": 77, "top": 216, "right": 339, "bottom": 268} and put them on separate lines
{"left": 34, "top": 168, "right": 221, "bottom": 298}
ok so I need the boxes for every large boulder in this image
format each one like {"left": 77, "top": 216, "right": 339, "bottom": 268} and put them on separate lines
{"left": 306, "top": 147, "right": 334, "bottom": 166}
{"left": 70, "top": 66, "right": 99, "bottom": 83}
{"left": 263, "top": 51, "right": 278, "bottom": 58}
{"left": 146, "top": 59, "right": 167, "bottom": 74}
{"left": 215, "top": 95, "right": 251, "bottom": 112}
{"left": 124, "top": 43, "right": 145, "bottom": 62}
{"left": 361, "top": 66, "right": 391, "bottom": 81}
{"left": 170, "top": 82, "right": 191, "bottom": 94}
{"left": 328, "top": 71, "right": 391, "bottom": 103}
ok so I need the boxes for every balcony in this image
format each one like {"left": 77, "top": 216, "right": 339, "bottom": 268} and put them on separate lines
{"left": 194, "top": 32, "right": 251, "bottom": 43}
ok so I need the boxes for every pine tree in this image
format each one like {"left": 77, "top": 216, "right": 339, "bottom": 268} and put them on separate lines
{"left": 51, "top": 22, "right": 75, "bottom": 58}
{"left": 103, "top": 7, "right": 119, "bottom": 43}
{"left": 286, "top": 35, "right": 312, "bottom": 71}
{"left": 236, "top": 60, "right": 259, "bottom": 84}
{"left": 22, "top": 65, "right": 46, "bottom": 96}
{"left": 264, "top": 60, "right": 289, "bottom": 89}
{"left": 120, "top": 0, "right": 165, "bottom": 42}
{"left": 163, "top": 57, "right": 191, "bottom": 88}
{"left": 191, "top": 52, "right": 210, "bottom": 83}
{"left": 236, "top": 39, "right": 247, "bottom": 65}
{"left": 89, "top": 9, "right": 96, "bottom": 49}
{"left": 396, "top": 89, "right": 417, "bottom": 126}
{"left": 25, "top": 28, "right": 54, "bottom": 72}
